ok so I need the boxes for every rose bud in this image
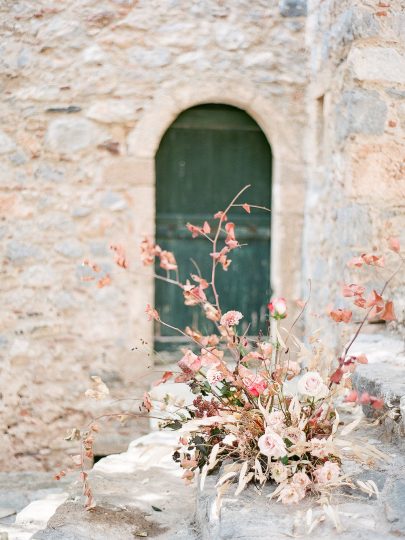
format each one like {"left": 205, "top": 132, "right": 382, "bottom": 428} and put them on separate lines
{"left": 268, "top": 297, "right": 287, "bottom": 319}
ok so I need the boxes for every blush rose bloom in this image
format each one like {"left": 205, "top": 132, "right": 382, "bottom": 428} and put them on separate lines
{"left": 297, "top": 371, "right": 329, "bottom": 399}
{"left": 266, "top": 410, "right": 286, "bottom": 433}
{"left": 268, "top": 297, "right": 287, "bottom": 319}
{"left": 220, "top": 310, "right": 243, "bottom": 327}
{"left": 277, "top": 483, "right": 305, "bottom": 504}
{"left": 258, "top": 429, "right": 287, "bottom": 459}
{"left": 309, "top": 437, "right": 334, "bottom": 458}
{"left": 314, "top": 461, "right": 340, "bottom": 484}
{"left": 292, "top": 471, "right": 311, "bottom": 489}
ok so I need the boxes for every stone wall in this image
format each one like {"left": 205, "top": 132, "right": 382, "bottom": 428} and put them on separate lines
{"left": 303, "top": 0, "right": 405, "bottom": 351}
{"left": 0, "top": 0, "right": 308, "bottom": 470}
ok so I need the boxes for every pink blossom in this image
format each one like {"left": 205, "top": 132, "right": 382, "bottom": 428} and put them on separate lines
{"left": 268, "top": 297, "right": 287, "bottom": 319}
{"left": 220, "top": 310, "right": 243, "bottom": 327}
{"left": 292, "top": 471, "right": 311, "bottom": 489}
{"left": 204, "top": 303, "right": 221, "bottom": 322}
{"left": 314, "top": 461, "right": 340, "bottom": 484}
{"left": 277, "top": 483, "right": 306, "bottom": 504}
{"left": 283, "top": 426, "right": 306, "bottom": 445}
{"left": 145, "top": 304, "right": 159, "bottom": 321}
{"left": 258, "top": 429, "right": 287, "bottom": 459}
{"left": 239, "top": 365, "right": 267, "bottom": 397}
{"left": 178, "top": 350, "right": 201, "bottom": 373}
{"left": 266, "top": 411, "right": 286, "bottom": 433}
{"left": 183, "top": 281, "right": 207, "bottom": 306}
{"left": 206, "top": 368, "right": 223, "bottom": 385}
{"left": 200, "top": 347, "right": 223, "bottom": 367}
{"left": 309, "top": 438, "right": 334, "bottom": 458}
{"left": 297, "top": 372, "right": 329, "bottom": 399}
{"left": 259, "top": 342, "right": 273, "bottom": 358}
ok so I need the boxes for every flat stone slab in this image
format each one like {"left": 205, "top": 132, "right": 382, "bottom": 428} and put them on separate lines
{"left": 195, "top": 420, "right": 405, "bottom": 539}
{"left": 34, "top": 432, "right": 198, "bottom": 540}
{"left": 352, "top": 333, "right": 405, "bottom": 443}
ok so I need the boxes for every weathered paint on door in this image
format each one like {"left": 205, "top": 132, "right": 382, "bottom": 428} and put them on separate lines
{"left": 155, "top": 104, "right": 272, "bottom": 351}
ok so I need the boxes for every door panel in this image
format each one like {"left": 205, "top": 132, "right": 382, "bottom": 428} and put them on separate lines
{"left": 155, "top": 105, "right": 272, "bottom": 351}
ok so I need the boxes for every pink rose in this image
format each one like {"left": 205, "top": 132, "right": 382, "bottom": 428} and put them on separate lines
{"left": 297, "top": 371, "right": 329, "bottom": 399}
{"left": 178, "top": 350, "right": 201, "bottom": 373}
{"left": 292, "top": 471, "right": 311, "bottom": 489}
{"left": 239, "top": 365, "right": 267, "bottom": 397}
{"left": 277, "top": 483, "right": 306, "bottom": 504}
{"left": 309, "top": 437, "right": 334, "bottom": 458}
{"left": 314, "top": 461, "right": 340, "bottom": 484}
{"left": 268, "top": 297, "right": 287, "bottom": 319}
{"left": 266, "top": 410, "right": 286, "bottom": 433}
{"left": 258, "top": 429, "right": 287, "bottom": 459}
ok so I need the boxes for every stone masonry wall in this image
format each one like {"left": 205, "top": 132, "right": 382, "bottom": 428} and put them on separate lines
{"left": 0, "top": 0, "right": 308, "bottom": 470}
{"left": 303, "top": 0, "right": 405, "bottom": 352}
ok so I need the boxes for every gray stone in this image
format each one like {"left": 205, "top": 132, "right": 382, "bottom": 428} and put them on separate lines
{"left": 100, "top": 191, "right": 128, "bottom": 211}
{"left": 34, "top": 164, "right": 65, "bottom": 183}
{"left": 21, "top": 265, "right": 56, "bottom": 288}
{"left": 0, "top": 130, "right": 16, "bottom": 154}
{"left": 86, "top": 100, "right": 140, "bottom": 123}
{"left": 71, "top": 206, "right": 92, "bottom": 218}
{"left": 336, "top": 89, "right": 387, "bottom": 142}
{"left": 215, "top": 24, "right": 249, "bottom": 50}
{"left": 55, "top": 240, "right": 84, "bottom": 259}
{"left": 348, "top": 47, "right": 405, "bottom": 84}
{"left": 45, "top": 118, "right": 105, "bottom": 154}
{"left": 9, "top": 150, "right": 28, "bottom": 165}
{"left": 279, "top": 0, "right": 307, "bottom": 17}
{"left": 128, "top": 47, "right": 172, "bottom": 67}
{"left": 6, "top": 242, "right": 41, "bottom": 262}
{"left": 383, "top": 478, "right": 405, "bottom": 535}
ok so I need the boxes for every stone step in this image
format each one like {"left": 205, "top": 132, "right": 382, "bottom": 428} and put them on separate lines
{"left": 195, "top": 420, "right": 405, "bottom": 539}
{"left": 32, "top": 432, "right": 198, "bottom": 540}
{"left": 351, "top": 333, "right": 405, "bottom": 445}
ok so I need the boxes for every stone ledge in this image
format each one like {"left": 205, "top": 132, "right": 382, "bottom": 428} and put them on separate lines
{"left": 352, "top": 333, "right": 405, "bottom": 444}
{"left": 195, "top": 427, "right": 405, "bottom": 539}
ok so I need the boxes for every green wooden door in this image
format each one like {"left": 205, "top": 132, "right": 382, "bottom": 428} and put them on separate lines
{"left": 155, "top": 104, "right": 271, "bottom": 351}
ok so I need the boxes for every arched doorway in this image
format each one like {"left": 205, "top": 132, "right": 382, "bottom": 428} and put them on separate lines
{"left": 154, "top": 104, "right": 272, "bottom": 351}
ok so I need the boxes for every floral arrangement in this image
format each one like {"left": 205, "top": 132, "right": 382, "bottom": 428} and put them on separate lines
{"left": 60, "top": 186, "right": 402, "bottom": 511}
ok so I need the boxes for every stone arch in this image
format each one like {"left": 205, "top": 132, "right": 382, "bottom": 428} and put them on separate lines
{"left": 124, "top": 82, "right": 305, "bottom": 341}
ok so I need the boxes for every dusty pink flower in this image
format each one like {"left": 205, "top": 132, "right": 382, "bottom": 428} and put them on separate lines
{"left": 178, "top": 350, "right": 201, "bottom": 373}
{"left": 292, "top": 472, "right": 311, "bottom": 489}
{"left": 266, "top": 410, "right": 286, "bottom": 433}
{"left": 278, "top": 483, "right": 306, "bottom": 504}
{"left": 220, "top": 310, "right": 243, "bottom": 327}
{"left": 204, "top": 303, "right": 221, "bottom": 322}
{"left": 309, "top": 437, "right": 334, "bottom": 458}
{"left": 259, "top": 341, "right": 273, "bottom": 358}
{"left": 258, "top": 429, "right": 287, "bottom": 459}
{"left": 206, "top": 368, "right": 223, "bottom": 385}
{"left": 183, "top": 281, "right": 207, "bottom": 306}
{"left": 145, "top": 304, "right": 159, "bottom": 321}
{"left": 200, "top": 347, "right": 223, "bottom": 367}
{"left": 159, "top": 250, "right": 177, "bottom": 271}
{"left": 239, "top": 365, "right": 267, "bottom": 397}
{"left": 297, "top": 372, "right": 329, "bottom": 399}
{"left": 283, "top": 426, "right": 306, "bottom": 445}
{"left": 268, "top": 297, "right": 287, "bottom": 319}
{"left": 314, "top": 461, "right": 340, "bottom": 484}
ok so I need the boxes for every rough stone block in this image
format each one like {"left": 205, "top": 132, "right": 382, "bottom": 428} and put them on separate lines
{"left": 336, "top": 89, "right": 387, "bottom": 141}
{"left": 102, "top": 157, "right": 154, "bottom": 186}
{"left": 0, "top": 130, "right": 16, "bottom": 154}
{"left": 86, "top": 99, "right": 141, "bottom": 124}
{"left": 279, "top": 0, "right": 307, "bottom": 17}
{"left": 45, "top": 118, "right": 106, "bottom": 154}
{"left": 346, "top": 142, "right": 405, "bottom": 202}
{"left": 348, "top": 47, "right": 405, "bottom": 84}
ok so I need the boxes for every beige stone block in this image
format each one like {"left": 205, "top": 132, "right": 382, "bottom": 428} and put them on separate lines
{"left": 348, "top": 47, "right": 405, "bottom": 84}
{"left": 346, "top": 142, "right": 405, "bottom": 203}
{"left": 103, "top": 157, "right": 154, "bottom": 186}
